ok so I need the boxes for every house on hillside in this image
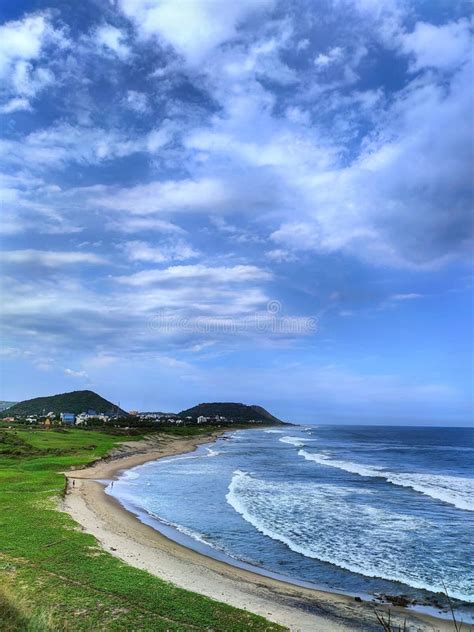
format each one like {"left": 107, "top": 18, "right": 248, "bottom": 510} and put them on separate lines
{"left": 60, "top": 412, "right": 76, "bottom": 424}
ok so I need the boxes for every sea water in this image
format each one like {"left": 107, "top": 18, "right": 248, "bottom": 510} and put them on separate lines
{"left": 107, "top": 425, "right": 474, "bottom": 613}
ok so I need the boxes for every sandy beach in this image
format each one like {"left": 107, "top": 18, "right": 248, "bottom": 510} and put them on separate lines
{"left": 62, "top": 431, "right": 457, "bottom": 632}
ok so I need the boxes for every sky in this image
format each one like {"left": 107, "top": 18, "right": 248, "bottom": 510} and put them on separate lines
{"left": 0, "top": 0, "right": 472, "bottom": 425}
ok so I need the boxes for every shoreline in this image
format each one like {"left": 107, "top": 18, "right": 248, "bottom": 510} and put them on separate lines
{"left": 62, "top": 429, "right": 458, "bottom": 632}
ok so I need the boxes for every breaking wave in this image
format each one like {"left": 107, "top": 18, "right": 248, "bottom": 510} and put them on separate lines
{"left": 226, "top": 470, "right": 473, "bottom": 601}
{"left": 279, "top": 436, "right": 306, "bottom": 447}
{"left": 298, "top": 450, "right": 474, "bottom": 512}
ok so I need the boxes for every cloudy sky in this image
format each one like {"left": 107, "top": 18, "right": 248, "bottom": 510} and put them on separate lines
{"left": 0, "top": 0, "right": 472, "bottom": 423}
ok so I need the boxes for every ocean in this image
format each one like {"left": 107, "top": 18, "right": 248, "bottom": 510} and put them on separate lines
{"left": 107, "top": 425, "right": 474, "bottom": 617}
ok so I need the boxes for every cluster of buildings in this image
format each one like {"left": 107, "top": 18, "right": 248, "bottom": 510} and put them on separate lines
{"left": 18, "top": 410, "right": 118, "bottom": 426}
{"left": 66, "top": 411, "right": 114, "bottom": 425}
{"left": 5, "top": 410, "right": 265, "bottom": 427}
{"left": 134, "top": 412, "right": 185, "bottom": 425}
{"left": 135, "top": 413, "right": 262, "bottom": 425}
{"left": 197, "top": 415, "right": 227, "bottom": 424}
{"left": 135, "top": 413, "right": 247, "bottom": 425}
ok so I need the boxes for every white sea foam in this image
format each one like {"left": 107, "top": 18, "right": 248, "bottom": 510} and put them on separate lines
{"left": 298, "top": 450, "right": 474, "bottom": 512}
{"left": 156, "top": 445, "right": 221, "bottom": 465}
{"left": 226, "top": 470, "right": 473, "bottom": 601}
{"left": 279, "top": 436, "right": 306, "bottom": 447}
{"left": 264, "top": 429, "right": 286, "bottom": 433}
{"left": 119, "top": 469, "right": 140, "bottom": 481}
{"left": 149, "top": 512, "right": 211, "bottom": 546}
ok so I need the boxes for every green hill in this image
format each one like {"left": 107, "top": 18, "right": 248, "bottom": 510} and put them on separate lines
{"left": 179, "top": 402, "right": 285, "bottom": 424}
{"left": 2, "top": 390, "right": 127, "bottom": 417}
{"left": 0, "top": 401, "right": 17, "bottom": 412}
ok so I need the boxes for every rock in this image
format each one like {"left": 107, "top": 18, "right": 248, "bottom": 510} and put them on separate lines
{"left": 382, "top": 594, "right": 412, "bottom": 607}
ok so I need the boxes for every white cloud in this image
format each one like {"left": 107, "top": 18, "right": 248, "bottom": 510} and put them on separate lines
{"left": 400, "top": 19, "right": 472, "bottom": 72}
{"left": 11, "top": 60, "right": 54, "bottom": 97}
{"left": 0, "top": 122, "right": 172, "bottom": 168}
{"left": 297, "top": 38, "right": 310, "bottom": 51}
{"left": 0, "top": 14, "right": 49, "bottom": 76}
{"left": 268, "top": 54, "right": 473, "bottom": 267}
{"left": 219, "top": 31, "right": 297, "bottom": 85}
{"left": 119, "top": 239, "right": 199, "bottom": 263}
{"left": 64, "top": 368, "right": 89, "bottom": 379}
{"left": 1, "top": 250, "right": 106, "bottom": 267}
{"left": 0, "top": 253, "right": 290, "bottom": 362}
{"left": 285, "top": 106, "right": 310, "bottom": 125}
{"left": 0, "top": 176, "right": 84, "bottom": 236}
{"left": 0, "top": 12, "right": 67, "bottom": 105}
{"left": 342, "top": 0, "right": 407, "bottom": 48}
{"left": 0, "top": 97, "right": 32, "bottom": 114}
{"left": 85, "top": 353, "right": 119, "bottom": 368}
{"left": 95, "top": 24, "right": 130, "bottom": 59}
{"left": 265, "top": 249, "right": 298, "bottom": 263}
{"left": 185, "top": 90, "right": 337, "bottom": 172}
{"left": 89, "top": 8, "right": 473, "bottom": 273}
{"left": 124, "top": 89, "right": 149, "bottom": 113}
{"left": 116, "top": 264, "right": 271, "bottom": 287}
{"left": 270, "top": 222, "right": 323, "bottom": 251}
{"left": 210, "top": 216, "right": 263, "bottom": 244}
{"left": 390, "top": 293, "right": 423, "bottom": 301}
{"left": 314, "top": 46, "right": 343, "bottom": 68}
{"left": 119, "top": 0, "right": 274, "bottom": 65}
{"left": 146, "top": 125, "right": 174, "bottom": 151}
{"left": 96, "top": 177, "right": 235, "bottom": 214}
{"left": 106, "top": 217, "right": 185, "bottom": 234}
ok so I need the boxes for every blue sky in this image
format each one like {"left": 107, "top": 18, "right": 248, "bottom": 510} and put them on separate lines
{"left": 0, "top": 0, "right": 472, "bottom": 424}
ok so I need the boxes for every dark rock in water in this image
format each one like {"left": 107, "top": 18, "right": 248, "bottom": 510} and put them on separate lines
{"left": 354, "top": 596, "right": 362, "bottom": 602}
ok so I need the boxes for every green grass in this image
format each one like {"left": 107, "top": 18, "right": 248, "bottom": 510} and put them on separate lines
{"left": 0, "top": 427, "right": 284, "bottom": 631}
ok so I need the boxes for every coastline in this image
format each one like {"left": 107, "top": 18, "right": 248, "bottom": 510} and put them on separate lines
{"left": 62, "top": 430, "right": 457, "bottom": 632}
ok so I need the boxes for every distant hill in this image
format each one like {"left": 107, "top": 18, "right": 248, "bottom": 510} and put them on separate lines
{"left": 2, "top": 390, "right": 127, "bottom": 417}
{"left": 179, "top": 402, "right": 285, "bottom": 424}
{"left": 0, "top": 401, "right": 17, "bottom": 412}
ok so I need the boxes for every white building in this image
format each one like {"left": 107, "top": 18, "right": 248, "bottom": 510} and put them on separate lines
{"left": 75, "top": 412, "right": 110, "bottom": 425}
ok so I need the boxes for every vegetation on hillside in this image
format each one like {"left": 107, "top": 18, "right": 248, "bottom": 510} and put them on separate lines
{"left": 179, "top": 402, "right": 285, "bottom": 424}
{"left": 0, "top": 426, "right": 283, "bottom": 631}
{"left": 0, "top": 401, "right": 16, "bottom": 412}
{"left": 2, "top": 390, "right": 127, "bottom": 417}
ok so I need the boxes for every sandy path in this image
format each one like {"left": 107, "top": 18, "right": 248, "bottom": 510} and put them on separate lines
{"left": 61, "top": 432, "right": 456, "bottom": 632}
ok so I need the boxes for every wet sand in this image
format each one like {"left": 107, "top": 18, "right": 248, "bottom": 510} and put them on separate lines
{"left": 62, "top": 431, "right": 456, "bottom": 632}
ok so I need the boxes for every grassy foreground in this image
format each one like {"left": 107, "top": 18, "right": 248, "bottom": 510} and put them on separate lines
{"left": 0, "top": 427, "right": 284, "bottom": 631}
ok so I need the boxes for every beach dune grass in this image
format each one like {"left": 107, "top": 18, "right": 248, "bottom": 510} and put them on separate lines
{"left": 0, "top": 584, "right": 55, "bottom": 631}
{"left": 0, "top": 427, "right": 284, "bottom": 631}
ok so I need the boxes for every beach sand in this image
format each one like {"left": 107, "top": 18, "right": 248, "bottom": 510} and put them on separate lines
{"left": 62, "top": 431, "right": 457, "bottom": 632}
